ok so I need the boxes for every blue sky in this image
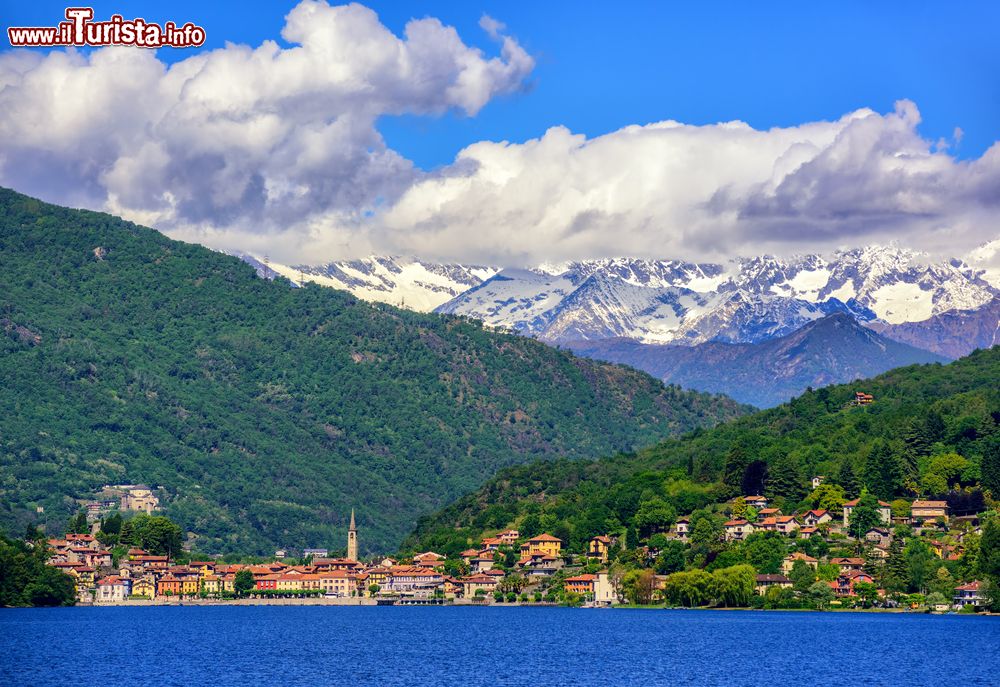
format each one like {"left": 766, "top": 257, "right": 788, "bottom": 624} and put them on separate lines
{"left": 4, "top": 0, "right": 998, "bottom": 167}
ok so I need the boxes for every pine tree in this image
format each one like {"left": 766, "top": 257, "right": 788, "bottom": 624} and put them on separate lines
{"left": 836, "top": 459, "right": 860, "bottom": 499}
{"left": 741, "top": 460, "right": 769, "bottom": 497}
{"left": 884, "top": 536, "right": 908, "bottom": 593}
{"left": 863, "top": 440, "right": 902, "bottom": 501}
{"left": 766, "top": 454, "right": 803, "bottom": 502}
{"left": 981, "top": 439, "right": 1000, "bottom": 498}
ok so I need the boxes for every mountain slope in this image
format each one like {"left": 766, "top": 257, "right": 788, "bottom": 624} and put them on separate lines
{"left": 404, "top": 348, "right": 1000, "bottom": 555}
{"left": 0, "top": 188, "right": 748, "bottom": 554}
{"left": 867, "top": 299, "right": 1000, "bottom": 359}
{"left": 566, "top": 313, "right": 948, "bottom": 407}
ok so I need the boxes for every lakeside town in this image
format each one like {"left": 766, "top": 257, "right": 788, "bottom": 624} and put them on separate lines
{"left": 38, "top": 480, "right": 995, "bottom": 612}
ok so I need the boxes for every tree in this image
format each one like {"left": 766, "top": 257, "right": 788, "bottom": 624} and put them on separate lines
{"left": 368, "top": 584, "right": 380, "bottom": 597}
{"left": 982, "top": 440, "right": 1000, "bottom": 498}
{"left": 741, "top": 460, "right": 769, "bottom": 498}
{"left": 806, "top": 484, "right": 846, "bottom": 517}
{"left": 730, "top": 497, "right": 748, "bottom": 521}
{"left": 127, "top": 515, "right": 183, "bottom": 557}
{"left": 654, "top": 541, "right": 686, "bottom": 575}
{"left": 848, "top": 490, "right": 882, "bottom": 540}
{"left": 980, "top": 517, "right": 1000, "bottom": 610}
{"left": 66, "top": 511, "right": 89, "bottom": 535}
{"left": 767, "top": 454, "right": 804, "bottom": 502}
{"left": 711, "top": 564, "right": 756, "bottom": 607}
{"left": 633, "top": 497, "right": 676, "bottom": 537}
{"left": 852, "top": 582, "right": 880, "bottom": 608}
{"left": 808, "top": 580, "right": 835, "bottom": 609}
{"left": 790, "top": 559, "right": 816, "bottom": 593}
{"left": 905, "top": 539, "right": 934, "bottom": 593}
{"left": 234, "top": 569, "right": 255, "bottom": 596}
{"left": 0, "top": 533, "right": 75, "bottom": 607}
{"left": 863, "top": 440, "right": 902, "bottom": 501}
{"left": 836, "top": 460, "right": 860, "bottom": 499}
{"left": 883, "top": 537, "right": 908, "bottom": 593}
{"left": 623, "top": 569, "right": 658, "bottom": 605}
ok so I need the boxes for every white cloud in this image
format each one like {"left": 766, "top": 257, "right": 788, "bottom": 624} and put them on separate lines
{"left": 0, "top": 1, "right": 533, "bottom": 261}
{"left": 0, "top": 3, "right": 997, "bottom": 266}
{"left": 379, "top": 101, "right": 1000, "bottom": 265}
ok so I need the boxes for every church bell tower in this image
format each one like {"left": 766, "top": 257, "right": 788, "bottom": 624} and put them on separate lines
{"left": 347, "top": 509, "right": 358, "bottom": 561}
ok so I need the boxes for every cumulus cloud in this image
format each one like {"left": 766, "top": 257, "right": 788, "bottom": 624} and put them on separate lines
{"left": 0, "top": 3, "right": 997, "bottom": 266}
{"left": 379, "top": 101, "right": 1000, "bottom": 264}
{"left": 0, "top": 1, "right": 533, "bottom": 260}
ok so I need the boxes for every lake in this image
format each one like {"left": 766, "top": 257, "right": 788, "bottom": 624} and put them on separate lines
{"left": 2, "top": 606, "right": 998, "bottom": 686}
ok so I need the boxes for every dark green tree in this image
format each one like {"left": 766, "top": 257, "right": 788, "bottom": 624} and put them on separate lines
{"left": 863, "top": 440, "right": 902, "bottom": 501}
{"left": 981, "top": 439, "right": 1000, "bottom": 498}
{"left": 766, "top": 454, "right": 804, "bottom": 501}
{"left": 234, "top": 569, "right": 255, "bottom": 596}
{"left": 848, "top": 490, "right": 883, "bottom": 540}
{"left": 790, "top": 559, "right": 816, "bottom": 593}
{"left": 836, "top": 459, "right": 860, "bottom": 499}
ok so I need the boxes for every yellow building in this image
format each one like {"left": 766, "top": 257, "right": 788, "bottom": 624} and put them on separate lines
{"left": 520, "top": 533, "right": 562, "bottom": 558}
{"left": 132, "top": 577, "right": 156, "bottom": 598}
{"left": 276, "top": 575, "right": 304, "bottom": 592}
{"left": 180, "top": 575, "right": 199, "bottom": 596}
{"left": 588, "top": 536, "right": 613, "bottom": 563}
{"left": 201, "top": 575, "right": 222, "bottom": 595}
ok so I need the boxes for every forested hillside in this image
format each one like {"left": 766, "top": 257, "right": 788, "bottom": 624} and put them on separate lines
{"left": 0, "top": 188, "right": 747, "bottom": 553}
{"left": 405, "top": 348, "right": 1000, "bottom": 554}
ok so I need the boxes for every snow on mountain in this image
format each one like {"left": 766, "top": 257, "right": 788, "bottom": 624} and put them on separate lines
{"left": 436, "top": 246, "right": 998, "bottom": 345}
{"left": 236, "top": 245, "right": 998, "bottom": 348}
{"left": 237, "top": 255, "right": 497, "bottom": 312}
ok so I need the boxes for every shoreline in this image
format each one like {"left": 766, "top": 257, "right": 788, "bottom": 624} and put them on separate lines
{"left": 55, "top": 599, "right": 996, "bottom": 616}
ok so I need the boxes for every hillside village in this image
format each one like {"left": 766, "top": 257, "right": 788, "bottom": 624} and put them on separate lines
{"left": 41, "top": 489, "right": 996, "bottom": 611}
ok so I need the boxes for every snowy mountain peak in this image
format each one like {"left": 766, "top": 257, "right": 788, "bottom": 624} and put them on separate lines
{"left": 435, "top": 245, "right": 998, "bottom": 344}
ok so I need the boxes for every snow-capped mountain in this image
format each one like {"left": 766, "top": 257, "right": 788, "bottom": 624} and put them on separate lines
{"left": 236, "top": 255, "right": 497, "bottom": 312}
{"left": 437, "top": 246, "right": 998, "bottom": 347}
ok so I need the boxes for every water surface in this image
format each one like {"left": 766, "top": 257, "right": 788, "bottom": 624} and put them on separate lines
{"left": 2, "top": 606, "right": 998, "bottom": 686}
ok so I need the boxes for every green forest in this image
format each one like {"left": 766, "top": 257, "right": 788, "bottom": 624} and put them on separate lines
{"left": 404, "top": 347, "right": 1000, "bottom": 556}
{"left": 0, "top": 187, "right": 747, "bottom": 554}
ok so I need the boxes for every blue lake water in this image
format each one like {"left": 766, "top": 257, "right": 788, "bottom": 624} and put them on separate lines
{"left": 2, "top": 606, "right": 998, "bottom": 686}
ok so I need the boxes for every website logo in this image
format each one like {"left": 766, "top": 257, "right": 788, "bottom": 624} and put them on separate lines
{"left": 8, "top": 7, "right": 206, "bottom": 48}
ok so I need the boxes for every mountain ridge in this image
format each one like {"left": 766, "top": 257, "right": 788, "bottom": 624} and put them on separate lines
{"left": 565, "top": 313, "right": 948, "bottom": 407}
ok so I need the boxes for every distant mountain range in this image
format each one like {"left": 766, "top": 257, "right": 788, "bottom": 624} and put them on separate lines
{"left": 565, "top": 313, "right": 947, "bottom": 408}
{"left": 240, "top": 246, "right": 999, "bottom": 406}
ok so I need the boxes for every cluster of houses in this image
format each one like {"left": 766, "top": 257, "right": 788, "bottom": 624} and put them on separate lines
{"left": 43, "top": 523, "right": 623, "bottom": 605}
{"left": 714, "top": 494, "right": 955, "bottom": 544}
{"left": 755, "top": 551, "right": 987, "bottom": 609}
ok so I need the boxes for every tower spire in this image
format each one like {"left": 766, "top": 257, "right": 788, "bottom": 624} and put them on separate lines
{"left": 347, "top": 508, "right": 358, "bottom": 562}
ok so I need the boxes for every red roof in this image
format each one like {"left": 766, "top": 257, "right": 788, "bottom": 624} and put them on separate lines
{"left": 527, "top": 533, "right": 562, "bottom": 543}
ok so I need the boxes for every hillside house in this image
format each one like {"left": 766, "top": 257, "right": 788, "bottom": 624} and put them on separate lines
{"left": 588, "top": 535, "right": 614, "bottom": 563}
{"left": 520, "top": 534, "right": 563, "bottom": 558}
{"left": 803, "top": 510, "right": 832, "bottom": 527}
{"left": 755, "top": 574, "right": 792, "bottom": 595}
{"left": 724, "top": 519, "right": 754, "bottom": 541}
{"left": 831, "top": 570, "right": 874, "bottom": 597}
{"left": 954, "top": 581, "right": 984, "bottom": 609}
{"left": 565, "top": 574, "right": 597, "bottom": 596}
{"left": 744, "top": 496, "right": 769, "bottom": 509}
{"left": 843, "top": 499, "right": 892, "bottom": 528}
{"left": 911, "top": 500, "right": 949, "bottom": 523}
{"left": 781, "top": 552, "right": 818, "bottom": 575}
